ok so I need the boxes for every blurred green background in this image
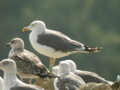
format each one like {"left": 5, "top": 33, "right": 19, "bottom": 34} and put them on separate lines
{"left": 0, "top": 0, "right": 120, "bottom": 81}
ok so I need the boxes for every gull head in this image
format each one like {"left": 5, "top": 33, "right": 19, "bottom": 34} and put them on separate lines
{"left": 0, "top": 59, "right": 17, "bottom": 73}
{"left": 22, "top": 20, "right": 46, "bottom": 32}
{"left": 58, "top": 61, "right": 71, "bottom": 75}
{"left": 7, "top": 38, "right": 24, "bottom": 49}
{"left": 65, "top": 60, "right": 77, "bottom": 72}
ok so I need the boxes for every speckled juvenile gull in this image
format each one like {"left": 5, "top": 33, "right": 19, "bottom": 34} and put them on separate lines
{"left": 65, "top": 60, "right": 113, "bottom": 84}
{"left": 0, "top": 59, "right": 44, "bottom": 90}
{"left": 22, "top": 20, "right": 101, "bottom": 68}
{"left": 0, "top": 77, "right": 4, "bottom": 90}
{"left": 54, "top": 61, "right": 85, "bottom": 90}
{"left": 7, "top": 37, "right": 54, "bottom": 79}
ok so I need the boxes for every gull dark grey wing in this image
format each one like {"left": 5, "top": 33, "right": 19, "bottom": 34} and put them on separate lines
{"left": 75, "top": 71, "right": 111, "bottom": 84}
{"left": 37, "top": 30, "right": 84, "bottom": 52}
{"left": 79, "top": 74, "right": 108, "bottom": 83}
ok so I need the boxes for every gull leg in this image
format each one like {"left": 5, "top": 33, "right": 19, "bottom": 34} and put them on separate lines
{"left": 50, "top": 58, "right": 56, "bottom": 66}
{"left": 49, "top": 58, "right": 56, "bottom": 71}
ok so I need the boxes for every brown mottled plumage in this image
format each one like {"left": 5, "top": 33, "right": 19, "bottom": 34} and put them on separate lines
{"left": 7, "top": 38, "right": 55, "bottom": 79}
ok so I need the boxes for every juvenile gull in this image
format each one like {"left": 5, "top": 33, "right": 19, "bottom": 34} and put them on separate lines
{"left": 0, "top": 59, "right": 44, "bottom": 90}
{"left": 54, "top": 61, "right": 85, "bottom": 90}
{"left": 7, "top": 37, "right": 54, "bottom": 80}
{"left": 65, "top": 60, "right": 113, "bottom": 84}
{"left": 22, "top": 20, "right": 101, "bottom": 68}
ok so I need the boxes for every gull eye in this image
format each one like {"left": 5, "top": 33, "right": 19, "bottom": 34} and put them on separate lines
{"left": 31, "top": 22, "right": 38, "bottom": 27}
{"left": 11, "top": 40, "right": 15, "bottom": 44}
{"left": 31, "top": 23, "right": 35, "bottom": 27}
{"left": 3, "top": 61, "right": 10, "bottom": 65}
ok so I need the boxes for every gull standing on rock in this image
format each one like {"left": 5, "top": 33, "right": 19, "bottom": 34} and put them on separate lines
{"left": 7, "top": 38, "right": 56, "bottom": 89}
{"left": 22, "top": 20, "right": 101, "bottom": 69}
{"left": 7, "top": 38, "right": 55, "bottom": 80}
{"left": 0, "top": 59, "right": 44, "bottom": 90}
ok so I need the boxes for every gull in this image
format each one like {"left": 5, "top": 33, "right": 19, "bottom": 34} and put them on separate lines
{"left": 7, "top": 38, "right": 57, "bottom": 89}
{"left": 65, "top": 60, "right": 113, "bottom": 84}
{"left": 0, "top": 77, "right": 4, "bottom": 90}
{"left": 7, "top": 37, "right": 54, "bottom": 80}
{"left": 54, "top": 61, "right": 85, "bottom": 90}
{"left": 22, "top": 20, "right": 101, "bottom": 69}
{"left": 0, "top": 59, "right": 44, "bottom": 90}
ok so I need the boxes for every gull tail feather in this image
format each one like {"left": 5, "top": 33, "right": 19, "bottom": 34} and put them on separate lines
{"left": 75, "top": 45, "right": 103, "bottom": 54}
{"left": 84, "top": 46, "right": 103, "bottom": 53}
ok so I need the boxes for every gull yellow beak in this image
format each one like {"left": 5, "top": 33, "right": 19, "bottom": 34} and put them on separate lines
{"left": 22, "top": 27, "right": 31, "bottom": 32}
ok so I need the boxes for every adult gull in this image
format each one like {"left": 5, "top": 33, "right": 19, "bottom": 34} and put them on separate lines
{"left": 22, "top": 20, "right": 101, "bottom": 69}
